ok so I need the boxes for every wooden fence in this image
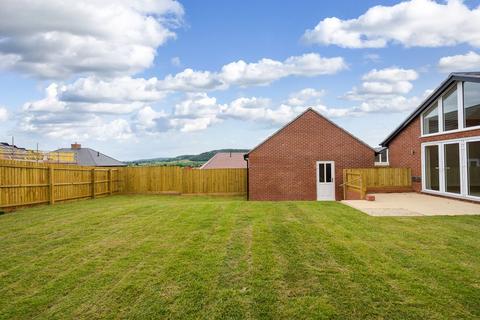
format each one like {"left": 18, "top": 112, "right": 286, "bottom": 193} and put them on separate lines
{"left": 0, "top": 160, "right": 121, "bottom": 210}
{"left": 0, "top": 162, "right": 247, "bottom": 210}
{"left": 122, "top": 166, "right": 247, "bottom": 195}
{"left": 343, "top": 167, "right": 412, "bottom": 200}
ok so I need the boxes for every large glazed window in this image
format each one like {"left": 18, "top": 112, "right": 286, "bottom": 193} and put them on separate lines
{"left": 464, "top": 82, "right": 480, "bottom": 128}
{"left": 425, "top": 145, "right": 440, "bottom": 191}
{"left": 443, "top": 86, "right": 458, "bottom": 131}
{"left": 467, "top": 141, "right": 480, "bottom": 197}
{"left": 423, "top": 103, "right": 439, "bottom": 134}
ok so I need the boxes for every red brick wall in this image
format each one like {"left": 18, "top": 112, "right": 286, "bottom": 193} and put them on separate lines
{"left": 388, "top": 116, "right": 480, "bottom": 192}
{"left": 387, "top": 117, "right": 422, "bottom": 191}
{"left": 248, "top": 110, "right": 375, "bottom": 200}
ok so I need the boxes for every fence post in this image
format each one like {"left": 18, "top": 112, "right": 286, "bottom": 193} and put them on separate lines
{"left": 343, "top": 170, "right": 346, "bottom": 200}
{"left": 108, "top": 169, "right": 113, "bottom": 195}
{"left": 91, "top": 168, "right": 96, "bottom": 199}
{"left": 49, "top": 166, "right": 55, "bottom": 205}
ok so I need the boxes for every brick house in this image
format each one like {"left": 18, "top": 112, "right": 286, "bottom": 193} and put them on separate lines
{"left": 245, "top": 108, "right": 375, "bottom": 201}
{"left": 381, "top": 72, "right": 480, "bottom": 202}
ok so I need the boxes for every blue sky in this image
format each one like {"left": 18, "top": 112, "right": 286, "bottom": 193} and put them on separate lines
{"left": 1, "top": 0, "right": 480, "bottom": 160}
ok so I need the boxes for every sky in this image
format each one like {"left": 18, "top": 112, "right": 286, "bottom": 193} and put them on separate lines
{"left": 1, "top": 0, "right": 480, "bottom": 161}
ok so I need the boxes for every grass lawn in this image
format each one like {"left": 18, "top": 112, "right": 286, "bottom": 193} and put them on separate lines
{"left": 0, "top": 195, "right": 479, "bottom": 319}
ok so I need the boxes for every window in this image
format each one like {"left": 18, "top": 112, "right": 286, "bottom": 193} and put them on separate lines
{"left": 318, "top": 163, "right": 332, "bottom": 183}
{"left": 375, "top": 148, "right": 388, "bottom": 165}
{"left": 464, "top": 82, "right": 480, "bottom": 128}
{"left": 423, "top": 102, "right": 439, "bottom": 134}
{"left": 325, "top": 163, "right": 332, "bottom": 182}
{"left": 443, "top": 86, "right": 458, "bottom": 131}
{"left": 468, "top": 141, "right": 480, "bottom": 197}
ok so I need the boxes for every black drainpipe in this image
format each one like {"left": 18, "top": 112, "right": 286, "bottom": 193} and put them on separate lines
{"left": 244, "top": 154, "right": 249, "bottom": 201}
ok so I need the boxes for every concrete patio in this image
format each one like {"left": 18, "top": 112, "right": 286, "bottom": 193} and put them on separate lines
{"left": 342, "top": 193, "right": 480, "bottom": 216}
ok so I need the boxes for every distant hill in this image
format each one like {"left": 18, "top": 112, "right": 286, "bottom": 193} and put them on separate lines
{"left": 127, "top": 149, "right": 250, "bottom": 167}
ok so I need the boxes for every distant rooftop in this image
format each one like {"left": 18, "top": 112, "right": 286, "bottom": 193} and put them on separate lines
{"left": 55, "top": 143, "right": 126, "bottom": 167}
{"left": 200, "top": 152, "right": 247, "bottom": 169}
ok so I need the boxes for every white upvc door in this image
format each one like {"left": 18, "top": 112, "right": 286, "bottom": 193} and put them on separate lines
{"left": 316, "top": 161, "right": 335, "bottom": 201}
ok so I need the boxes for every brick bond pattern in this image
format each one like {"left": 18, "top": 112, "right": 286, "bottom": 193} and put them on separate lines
{"left": 248, "top": 109, "right": 375, "bottom": 201}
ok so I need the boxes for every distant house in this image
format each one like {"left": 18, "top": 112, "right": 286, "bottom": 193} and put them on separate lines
{"left": 55, "top": 143, "right": 126, "bottom": 167}
{"left": 200, "top": 152, "right": 247, "bottom": 169}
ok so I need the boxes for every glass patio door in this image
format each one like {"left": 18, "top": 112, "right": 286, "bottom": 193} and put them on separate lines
{"left": 425, "top": 145, "right": 440, "bottom": 191}
{"left": 444, "top": 143, "right": 461, "bottom": 194}
{"left": 467, "top": 141, "right": 480, "bottom": 197}
{"left": 423, "top": 139, "right": 480, "bottom": 200}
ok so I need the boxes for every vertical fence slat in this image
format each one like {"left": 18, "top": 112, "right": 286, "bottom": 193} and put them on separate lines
{"left": 49, "top": 166, "right": 54, "bottom": 205}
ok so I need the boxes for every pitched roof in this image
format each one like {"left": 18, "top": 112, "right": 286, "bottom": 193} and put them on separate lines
{"left": 55, "top": 147, "right": 126, "bottom": 167}
{"left": 246, "top": 108, "right": 375, "bottom": 157}
{"left": 200, "top": 152, "right": 247, "bottom": 169}
{"left": 381, "top": 72, "right": 480, "bottom": 146}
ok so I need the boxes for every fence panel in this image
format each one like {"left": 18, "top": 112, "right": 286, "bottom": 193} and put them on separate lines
{"left": 343, "top": 167, "right": 412, "bottom": 200}
{"left": 122, "top": 166, "right": 183, "bottom": 194}
{"left": 122, "top": 167, "right": 247, "bottom": 195}
{"left": 0, "top": 159, "right": 122, "bottom": 209}
{"left": 1, "top": 162, "right": 246, "bottom": 210}
{"left": 182, "top": 168, "right": 247, "bottom": 194}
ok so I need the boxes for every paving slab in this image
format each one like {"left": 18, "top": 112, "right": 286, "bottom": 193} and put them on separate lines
{"left": 341, "top": 193, "right": 480, "bottom": 216}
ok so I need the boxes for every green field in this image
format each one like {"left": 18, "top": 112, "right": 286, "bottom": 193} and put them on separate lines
{"left": 0, "top": 195, "right": 479, "bottom": 319}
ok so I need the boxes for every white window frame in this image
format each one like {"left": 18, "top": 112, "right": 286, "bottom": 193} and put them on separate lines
{"left": 462, "top": 81, "right": 480, "bottom": 131}
{"left": 421, "top": 136, "right": 480, "bottom": 202}
{"left": 374, "top": 149, "right": 389, "bottom": 166}
{"left": 421, "top": 81, "right": 480, "bottom": 138}
{"left": 421, "top": 99, "right": 442, "bottom": 137}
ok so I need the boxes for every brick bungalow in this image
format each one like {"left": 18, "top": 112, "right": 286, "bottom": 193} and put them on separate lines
{"left": 245, "top": 108, "right": 375, "bottom": 201}
{"left": 381, "top": 72, "right": 480, "bottom": 202}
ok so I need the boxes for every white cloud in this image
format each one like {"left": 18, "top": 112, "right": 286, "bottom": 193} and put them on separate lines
{"left": 286, "top": 88, "right": 325, "bottom": 106}
{"left": 0, "top": 0, "right": 183, "bottom": 78}
{"left": 218, "top": 53, "right": 347, "bottom": 87}
{"left": 0, "top": 107, "right": 8, "bottom": 121}
{"left": 159, "top": 69, "right": 223, "bottom": 91}
{"left": 223, "top": 97, "right": 304, "bottom": 124}
{"left": 303, "top": 0, "right": 480, "bottom": 49}
{"left": 171, "top": 93, "right": 225, "bottom": 132}
{"left": 156, "top": 53, "right": 346, "bottom": 91}
{"left": 18, "top": 66, "right": 423, "bottom": 139}
{"left": 346, "top": 67, "right": 418, "bottom": 98}
{"left": 171, "top": 57, "right": 182, "bottom": 67}
{"left": 135, "top": 106, "right": 169, "bottom": 132}
{"left": 20, "top": 52, "right": 345, "bottom": 119}
{"left": 438, "top": 51, "right": 480, "bottom": 73}
{"left": 20, "top": 113, "right": 134, "bottom": 141}
{"left": 363, "top": 53, "right": 381, "bottom": 63}
{"left": 23, "top": 83, "right": 145, "bottom": 115}
{"left": 60, "top": 76, "right": 166, "bottom": 103}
